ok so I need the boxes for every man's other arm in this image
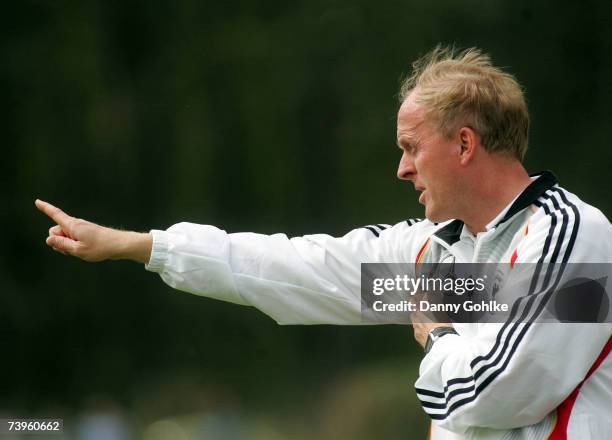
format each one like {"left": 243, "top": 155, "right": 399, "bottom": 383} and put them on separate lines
{"left": 414, "top": 203, "right": 612, "bottom": 434}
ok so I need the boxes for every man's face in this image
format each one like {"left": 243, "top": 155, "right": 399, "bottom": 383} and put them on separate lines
{"left": 396, "top": 92, "right": 462, "bottom": 222}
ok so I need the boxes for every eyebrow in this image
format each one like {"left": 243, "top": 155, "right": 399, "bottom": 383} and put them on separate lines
{"left": 397, "top": 135, "right": 418, "bottom": 150}
{"left": 396, "top": 139, "right": 407, "bottom": 150}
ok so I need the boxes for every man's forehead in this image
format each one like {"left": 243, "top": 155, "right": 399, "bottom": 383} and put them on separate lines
{"left": 397, "top": 92, "right": 426, "bottom": 137}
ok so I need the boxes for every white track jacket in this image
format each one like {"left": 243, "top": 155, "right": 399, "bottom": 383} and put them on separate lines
{"left": 146, "top": 171, "right": 612, "bottom": 439}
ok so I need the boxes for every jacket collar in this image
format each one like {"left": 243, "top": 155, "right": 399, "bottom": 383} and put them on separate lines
{"left": 433, "top": 170, "right": 558, "bottom": 246}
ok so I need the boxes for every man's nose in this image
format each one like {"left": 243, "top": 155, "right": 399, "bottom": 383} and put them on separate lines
{"left": 397, "top": 151, "right": 416, "bottom": 181}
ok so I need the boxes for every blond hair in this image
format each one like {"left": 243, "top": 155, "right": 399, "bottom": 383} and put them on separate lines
{"left": 399, "top": 46, "right": 529, "bottom": 160}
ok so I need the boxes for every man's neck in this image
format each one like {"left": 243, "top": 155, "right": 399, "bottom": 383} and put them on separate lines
{"left": 462, "top": 161, "right": 532, "bottom": 234}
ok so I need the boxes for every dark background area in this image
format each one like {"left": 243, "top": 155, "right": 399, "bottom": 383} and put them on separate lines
{"left": 1, "top": 0, "right": 611, "bottom": 438}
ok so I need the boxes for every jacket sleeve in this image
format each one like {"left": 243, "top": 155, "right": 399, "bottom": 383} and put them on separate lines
{"left": 144, "top": 220, "right": 431, "bottom": 324}
{"left": 415, "top": 199, "right": 612, "bottom": 433}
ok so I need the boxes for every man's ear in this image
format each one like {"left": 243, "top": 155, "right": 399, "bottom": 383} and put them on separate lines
{"left": 457, "top": 126, "right": 479, "bottom": 165}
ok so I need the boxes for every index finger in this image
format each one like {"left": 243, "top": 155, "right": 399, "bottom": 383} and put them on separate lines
{"left": 35, "top": 199, "right": 74, "bottom": 228}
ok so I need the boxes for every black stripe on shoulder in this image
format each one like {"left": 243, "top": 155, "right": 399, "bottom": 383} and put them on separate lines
{"left": 552, "top": 188, "right": 580, "bottom": 264}
{"left": 363, "top": 226, "right": 380, "bottom": 237}
{"left": 361, "top": 223, "right": 393, "bottom": 237}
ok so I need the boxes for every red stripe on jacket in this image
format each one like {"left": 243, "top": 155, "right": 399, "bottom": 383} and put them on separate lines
{"left": 548, "top": 335, "right": 612, "bottom": 439}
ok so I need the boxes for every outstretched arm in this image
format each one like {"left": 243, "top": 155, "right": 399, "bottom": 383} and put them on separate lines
{"left": 36, "top": 199, "right": 435, "bottom": 324}
{"left": 35, "top": 199, "right": 152, "bottom": 264}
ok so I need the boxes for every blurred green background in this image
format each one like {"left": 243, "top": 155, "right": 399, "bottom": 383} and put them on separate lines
{"left": 1, "top": 0, "right": 611, "bottom": 438}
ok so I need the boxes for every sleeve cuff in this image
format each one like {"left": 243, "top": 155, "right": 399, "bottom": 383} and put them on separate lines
{"left": 419, "top": 333, "right": 464, "bottom": 375}
{"left": 144, "top": 229, "right": 169, "bottom": 272}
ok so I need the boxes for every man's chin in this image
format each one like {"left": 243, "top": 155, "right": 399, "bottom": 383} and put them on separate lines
{"left": 424, "top": 208, "right": 453, "bottom": 224}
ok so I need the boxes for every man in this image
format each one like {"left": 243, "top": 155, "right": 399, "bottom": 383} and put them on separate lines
{"left": 36, "top": 47, "right": 612, "bottom": 439}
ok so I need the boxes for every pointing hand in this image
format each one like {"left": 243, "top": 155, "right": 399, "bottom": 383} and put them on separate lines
{"left": 35, "top": 199, "right": 152, "bottom": 263}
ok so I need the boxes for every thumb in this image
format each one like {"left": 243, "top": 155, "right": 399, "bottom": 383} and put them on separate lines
{"left": 46, "top": 235, "right": 79, "bottom": 255}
